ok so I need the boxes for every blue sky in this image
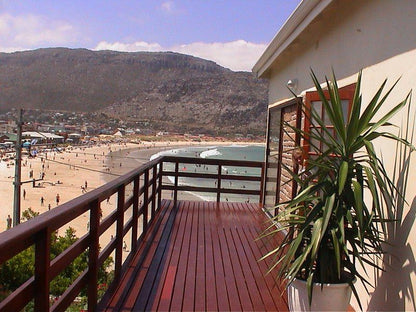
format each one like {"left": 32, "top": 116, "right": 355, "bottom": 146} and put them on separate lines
{"left": 0, "top": 0, "right": 301, "bottom": 71}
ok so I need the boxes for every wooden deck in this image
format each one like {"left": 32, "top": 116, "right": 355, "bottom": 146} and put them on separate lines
{"left": 99, "top": 200, "right": 288, "bottom": 311}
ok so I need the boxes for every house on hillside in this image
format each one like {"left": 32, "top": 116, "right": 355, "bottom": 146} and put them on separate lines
{"left": 253, "top": 0, "right": 416, "bottom": 311}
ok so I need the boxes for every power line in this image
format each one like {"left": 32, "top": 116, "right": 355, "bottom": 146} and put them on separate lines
{"left": 45, "top": 158, "right": 122, "bottom": 177}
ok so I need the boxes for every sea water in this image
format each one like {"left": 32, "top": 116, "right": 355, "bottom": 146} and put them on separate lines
{"left": 150, "top": 144, "right": 265, "bottom": 202}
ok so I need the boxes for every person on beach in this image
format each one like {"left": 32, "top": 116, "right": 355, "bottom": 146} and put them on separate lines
{"left": 41, "top": 196, "right": 44, "bottom": 206}
{"left": 23, "top": 189, "right": 26, "bottom": 200}
{"left": 6, "top": 215, "right": 12, "bottom": 229}
{"left": 56, "top": 193, "right": 60, "bottom": 206}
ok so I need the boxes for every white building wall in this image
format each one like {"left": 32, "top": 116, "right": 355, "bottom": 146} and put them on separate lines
{"left": 263, "top": 0, "right": 416, "bottom": 310}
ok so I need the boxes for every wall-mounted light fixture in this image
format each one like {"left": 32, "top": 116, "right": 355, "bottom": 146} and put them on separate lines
{"left": 287, "top": 78, "right": 298, "bottom": 91}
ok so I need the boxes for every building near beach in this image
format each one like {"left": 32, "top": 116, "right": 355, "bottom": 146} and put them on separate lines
{"left": 253, "top": 0, "right": 416, "bottom": 310}
{"left": 22, "top": 131, "right": 65, "bottom": 144}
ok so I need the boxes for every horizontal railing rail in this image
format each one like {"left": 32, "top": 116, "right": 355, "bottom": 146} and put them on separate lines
{"left": 0, "top": 156, "right": 264, "bottom": 311}
{"left": 161, "top": 156, "right": 264, "bottom": 203}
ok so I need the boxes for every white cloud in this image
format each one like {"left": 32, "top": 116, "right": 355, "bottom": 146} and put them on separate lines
{"left": 0, "top": 12, "right": 267, "bottom": 72}
{"left": 172, "top": 40, "right": 267, "bottom": 72}
{"left": 161, "top": 1, "right": 175, "bottom": 13}
{"left": 95, "top": 40, "right": 163, "bottom": 52}
{"left": 0, "top": 13, "right": 79, "bottom": 51}
{"left": 94, "top": 39, "right": 267, "bottom": 72}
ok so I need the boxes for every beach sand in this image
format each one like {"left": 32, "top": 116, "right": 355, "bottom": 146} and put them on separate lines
{"left": 0, "top": 140, "right": 245, "bottom": 244}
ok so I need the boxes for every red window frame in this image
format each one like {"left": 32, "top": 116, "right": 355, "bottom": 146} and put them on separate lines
{"left": 303, "top": 83, "right": 356, "bottom": 159}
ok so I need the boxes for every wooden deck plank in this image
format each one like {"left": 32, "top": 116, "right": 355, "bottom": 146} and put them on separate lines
{"left": 207, "top": 202, "right": 231, "bottom": 311}
{"left": 203, "top": 202, "right": 219, "bottom": 311}
{"left": 231, "top": 202, "right": 284, "bottom": 311}
{"left": 215, "top": 203, "right": 243, "bottom": 311}
{"left": 150, "top": 200, "right": 188, "bottom": 311}
{"left": 101, "top": 200, "right": 173, "bottom": 311}
{"left": 235, "top": 202, "right": 289, "bottom": 310}
{"left": 166, "top": 201, "right": 194, "bottom": 311}
{"left": 100, "top": 200, "right": 288, "bottom": 312}
{"left": 203, "top": 202, "right": 219, "bottom": 312}
{"left": 223, "top": 219, "right": 254, "bottom": 311}
{"left": 181, "top": 200, "right": 200, "bottom": 311}
{"left": 227, "top": 204, "right": 267, "bottom": 311}
{"left": 194, "top": 202, "right": 206, "bottom": 311}
{"left": 119, "top": 202, "right": 174, "bottom": 310}
{"left": 222, "top": 202, "right": 259, "bottom": 310}
{"left": 156, "top": 201, "right": 191, "bottom": 311}
{"left": 132, "top": 200, "right": 178, "bottom": 310}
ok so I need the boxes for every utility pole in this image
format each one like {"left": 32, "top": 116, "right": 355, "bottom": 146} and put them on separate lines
{"left": 13, "top": 109, "right": 23, "bottom": 226}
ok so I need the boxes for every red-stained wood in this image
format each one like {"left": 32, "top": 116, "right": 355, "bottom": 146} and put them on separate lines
{"left": 236, "top": 202, "right": 289, "bottom": 310}
{"left": 0, "top": 156, "right": 265, "bottom": 312}
{"left": 202, "top": 202, "right": 218, "bottom": 312}
{"left": 122, "top": 202, "right": 173, "bottom": 310}
{"left": 181, "top": 200, "right": 199, "bottom": 311}
{"left": 194, "top": 201, "right": 206, "bottom": 311}
{"left": 154, "top": 198, "right": 189, "bottom": 311}
{"left": 34, "top": 228, "right": 51, "bottom": 311}
{"left": 169, "top": 201, "right": 193, "bottom": 311}
{"left": 208, "top": 203, "right": 231, "bottom": 311}
{"left": 101, "top": 200, "right": 173, "bottom": 310}
{"left": 88, "top": 199, "right": 101, "bottom": 312}
{"left": 101, "top": 200, "right": 288, "bottom": 312}
{"left": 231, "top": 203, "right": 280, "bottom": 310}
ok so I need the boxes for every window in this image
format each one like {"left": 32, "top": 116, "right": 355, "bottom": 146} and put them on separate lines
{"left": 303, "top": 84, "right": 355, "bottom": 158}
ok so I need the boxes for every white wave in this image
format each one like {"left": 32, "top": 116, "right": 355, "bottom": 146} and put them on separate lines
{"left": 149, "top": 151, "right": 163, "bottom": 161}
{"left": 149, "top": 148, "right": 180, "bottom": 161}
{"left": 228, "top": 144, "right": 248, "bottom": 148}
{"left": 200, "top": 148, "right": 221, "bottom": 159}
{"left": 187, "top": 191, "right": 214, "bottom": 202}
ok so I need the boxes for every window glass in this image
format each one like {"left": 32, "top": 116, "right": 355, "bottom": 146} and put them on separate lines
{"left": 304, "top": 84, "right": 355, "bottom": 157}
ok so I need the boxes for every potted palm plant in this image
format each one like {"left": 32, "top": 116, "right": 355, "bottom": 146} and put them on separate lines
{"left": 263, "top": 70, "right": 414, "bottom": 311}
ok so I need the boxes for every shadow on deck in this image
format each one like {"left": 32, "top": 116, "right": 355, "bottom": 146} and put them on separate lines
{"left": 99, "top": 200, "right": 288, "bottom": 311}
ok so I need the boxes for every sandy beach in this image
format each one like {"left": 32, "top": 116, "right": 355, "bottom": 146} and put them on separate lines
{"left": 0, "top": 140, "right": 248, "bottom": 238}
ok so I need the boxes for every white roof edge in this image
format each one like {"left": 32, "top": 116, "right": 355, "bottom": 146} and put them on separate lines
{"left": 252, "top": 0, "right": 334, "bottom": 78}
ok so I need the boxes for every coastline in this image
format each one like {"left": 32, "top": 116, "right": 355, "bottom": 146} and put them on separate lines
{"left": 0, "top": 140, "right": 260, "bottom": 233}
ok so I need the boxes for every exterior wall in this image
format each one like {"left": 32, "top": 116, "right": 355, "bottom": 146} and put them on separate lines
{"left": 266, "top": 0, "right": 416, "bottom": 105}
{"left": 263, "top": 0, "right": 416, "bottom": 310}
{"left": 278, "top": 104, "right": 299, "bottom": 204}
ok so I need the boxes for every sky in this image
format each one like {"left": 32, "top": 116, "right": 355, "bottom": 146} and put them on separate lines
{"left": 0, "top": 0, "right": 301, "bottom": 71}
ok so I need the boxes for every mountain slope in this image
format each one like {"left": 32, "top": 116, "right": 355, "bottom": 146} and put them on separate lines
{"left": 0, "top": 48, "right": 267, "bottom": 135}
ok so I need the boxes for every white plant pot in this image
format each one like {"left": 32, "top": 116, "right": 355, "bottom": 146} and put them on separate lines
{"left": 287, "top": 278, "right": 353, "bottom": 312}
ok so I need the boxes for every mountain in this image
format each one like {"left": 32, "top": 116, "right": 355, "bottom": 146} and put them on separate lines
{"left": 0, "top": 48, "right": 268, "bottom": 135}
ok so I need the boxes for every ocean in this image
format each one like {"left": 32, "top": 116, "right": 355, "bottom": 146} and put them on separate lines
{"left": 149, "top": 144, "right": 265, "bottom": 202}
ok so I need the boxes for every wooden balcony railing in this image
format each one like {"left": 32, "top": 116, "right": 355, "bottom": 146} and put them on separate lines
{"left": 0, "top": 156, "right": 264, "bottom": 311}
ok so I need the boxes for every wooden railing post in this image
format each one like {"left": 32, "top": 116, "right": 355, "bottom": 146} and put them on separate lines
{"left": 260, "top": 163, "right": 265, "bottom": 205}
{"left": 143, "top": 169, "right": 149, "bottom": 232}
{"left": 151, "top": 165, "right": 157, "bottom": 219}
{"left": 217, "top": 164, "right": 222, "bottom": 202}
{"left": 174, "top": 162, "right": 179, "bottom": 206}
{"left": 157, "top": 161, "right": 163, "bottom": 211}
{"left": 88, "top": 199, "right": 100, "bottom": 312}
{"left": 132, "top": 177, "right": 139, "bottom": 252}
{"left": 115, "top": 185, "right": 125, "bottom": 282}
{"left": 34, "top": 228, "right": 51, "bottom": 311}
